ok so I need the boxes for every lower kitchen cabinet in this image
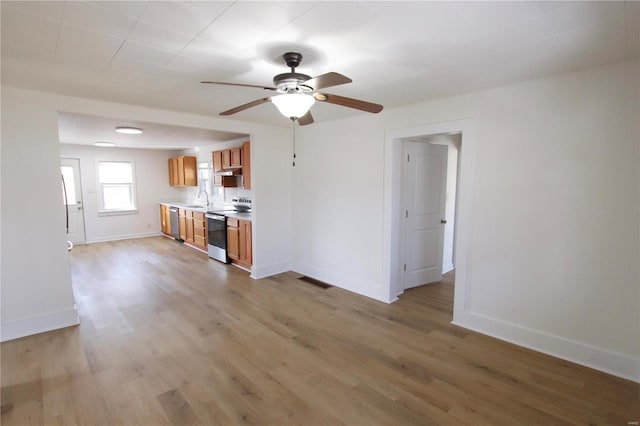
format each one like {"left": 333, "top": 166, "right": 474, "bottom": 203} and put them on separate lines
{"left": 239, "top": 219, "right": 252, "bottom": 267}
{"left": 227, "top": 219, "right": 240, "bottom": 261}
{"left": 179, "top": 209, "right": 187, "bottom": 240}
{"left": 193, "top": 211, "right": 207, "bottom": 250}
{"left": 160, "top": 205, "right": 171, "bottom": 235}
{"left": 185, "top": 210, "right": 194, "bottom": 243}
{"left": 177, "top": 208, "right": 207, "bottom": 251}
{"left": 227, "top": 218, "right": 252, "bottom": 269}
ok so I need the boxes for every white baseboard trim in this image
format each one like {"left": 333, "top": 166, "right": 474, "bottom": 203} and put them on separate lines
{"left": 251, "top": 262, "right": 291, "bottom": 279}
{"left": 293, "top": 262, "right": 392, "bottom": 303}
{"left": 443, "top": 263, "right": 455, "bottom": 274}
{"left": 453, "top": 310, "right": 640, "bottom": 383}
{"left": 1, "top": 306, "right": 80, "bottom": 342}
{"left": 87, "top": 231, "right": 162, "bottom": 244}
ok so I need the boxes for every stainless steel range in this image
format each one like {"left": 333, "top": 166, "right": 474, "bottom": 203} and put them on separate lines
{"left": 205, "top": 213, "right": 229, "bottom": 263}
{"left": 206, "top": 198, "right": 252, "bottom": 263}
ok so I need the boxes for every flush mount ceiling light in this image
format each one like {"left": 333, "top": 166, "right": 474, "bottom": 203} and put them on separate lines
{"left": 94, "top": 142, "right": 115, "bottom": 147}
{"left": 115, "top": 126, "right": 143, "bottom": 134}
{"left": 271, "top": 93, "right": 315, "bottom": 120}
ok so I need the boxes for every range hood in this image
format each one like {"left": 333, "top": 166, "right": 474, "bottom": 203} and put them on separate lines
{"left": 215, "top": 169, "right": 242, "bottom": 176}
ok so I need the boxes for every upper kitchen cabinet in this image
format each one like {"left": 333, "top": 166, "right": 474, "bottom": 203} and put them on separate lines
{"left": 212, "top": 142, "right": 250, "bottom": 189}
{"left": 212, "top": 150, "right": 238, "bottom": 188}
{"left": 222, "top": 148, "right": 241, "bottom": 169}
{"left": 169, "top": 156, "right": 197, "bottom": 187}
{"left": 215, "top": 148, "right": 242, "bottom": 172}
{"left": 242, "top": 141, "right": 251, "bottom": 190}
{"left": 212, "top": 151, "right": 223, "bottom": 173}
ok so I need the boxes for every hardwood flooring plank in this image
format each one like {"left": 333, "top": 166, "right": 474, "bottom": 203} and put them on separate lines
{"left": 156, "top": 388, "right": 200, "bottom": 426}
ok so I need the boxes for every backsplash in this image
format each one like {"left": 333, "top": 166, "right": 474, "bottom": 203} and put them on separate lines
{"left": 212, "top": 186, "right": 253, "bottom": 205}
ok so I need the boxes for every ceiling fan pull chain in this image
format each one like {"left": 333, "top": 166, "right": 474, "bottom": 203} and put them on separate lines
{"left": 292, "top": 118, "right": 297, "bottom": 167}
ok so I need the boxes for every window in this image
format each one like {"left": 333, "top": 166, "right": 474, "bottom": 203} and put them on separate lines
{"left": 198, "top": 161, "right": 210, "bottom": 192}
{"left": 97, "top": 161, "right": 136, "bottom": 212}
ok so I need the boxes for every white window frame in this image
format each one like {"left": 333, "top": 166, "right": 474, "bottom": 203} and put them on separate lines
{"left": 96, "top": 159, "right": 138, "bottom": 215}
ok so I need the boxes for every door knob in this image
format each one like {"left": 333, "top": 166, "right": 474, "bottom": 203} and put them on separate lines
{"left": 441, "top": 219, "right": 447, "bottom": 224}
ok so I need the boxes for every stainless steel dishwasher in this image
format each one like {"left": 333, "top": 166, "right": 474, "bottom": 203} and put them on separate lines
{"left": 169, "top": 206, "right": 181, "bottom": 240}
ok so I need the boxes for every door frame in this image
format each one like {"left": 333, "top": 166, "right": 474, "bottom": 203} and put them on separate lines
{"left": 383, "top": 119, "right": 476, "bottom": 323}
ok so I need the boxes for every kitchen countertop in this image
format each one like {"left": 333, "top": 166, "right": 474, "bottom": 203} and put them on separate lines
{"left": 160, "top": 202, "right": 252, "bottom": 221}
{"left": 224, "top": 211, "right": 252, "bottom": 220}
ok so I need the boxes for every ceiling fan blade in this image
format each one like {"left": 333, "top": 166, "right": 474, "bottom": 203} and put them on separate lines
{"left": 220, "top": 97, "right": 272, "bottom": 116}
{"left": 201, "top": 81, "right": 276, "bottom": 91}
{"left": 315, "top": 93, "right": 383, "bottom": 113}
{"left": 300, "top": 72, "right": 352, "bottom": 91}
{"left": 297, "top": 111, "right": 314, "bottom": 126}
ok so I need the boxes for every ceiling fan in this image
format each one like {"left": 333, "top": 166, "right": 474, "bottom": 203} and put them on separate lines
{"left": 201, "top": 52, "right": 383, "bottom": 126}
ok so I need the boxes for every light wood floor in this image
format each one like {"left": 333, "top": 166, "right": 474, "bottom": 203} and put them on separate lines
{"left": 2, "top": 237, "right": 638, "bottom": 425}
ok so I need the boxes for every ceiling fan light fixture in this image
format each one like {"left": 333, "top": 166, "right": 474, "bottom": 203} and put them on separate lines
{"left": 115, "top": 126, "right": 143, "bottom": 135}
{"left": 271, "top": 93, "right": 315, "bottom": 119}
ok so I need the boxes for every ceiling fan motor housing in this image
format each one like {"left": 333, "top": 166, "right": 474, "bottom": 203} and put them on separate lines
{"left": 273, "top": 73, "right": 313, "bottom": 93}
{"left": 283, "top": 52, "right": 303, "bottom": 68}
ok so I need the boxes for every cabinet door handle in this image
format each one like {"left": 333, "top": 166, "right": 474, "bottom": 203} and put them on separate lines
{"left": 441, "top": 219, "right": 447, "bottom": 224}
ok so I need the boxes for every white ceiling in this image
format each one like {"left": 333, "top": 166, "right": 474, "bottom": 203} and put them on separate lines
{"left": 2, "top": 1, "right": 639, "bottom": 142}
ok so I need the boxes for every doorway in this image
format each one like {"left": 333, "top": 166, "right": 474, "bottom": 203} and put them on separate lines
{"left": 383, "top": 119, "right": 476, "bottom": 323}
{"left": 60, "top": 158, "right": 86, "bottom": 244}
{"left": 401, "top": 135, "right": 460, "bottom": 292}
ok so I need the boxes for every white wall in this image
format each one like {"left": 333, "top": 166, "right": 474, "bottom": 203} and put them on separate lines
{"left": 1, "top": 86, "right": 291, "bottom": 341}
{"left": 293, "top": 61, "right": 639, "bottom": 380}
{"left": 1, "top": 89, "right": 78, "bottom": 341}
{"left": 58, "top": 144, "right": 184, "bottom": 243}
{"left": 250, "top": 129, "right": 293, "bottom": 278}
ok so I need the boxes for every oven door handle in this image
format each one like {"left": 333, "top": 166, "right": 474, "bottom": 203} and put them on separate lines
{"left": 206, "top": 214, "right": 226, "bottom": 221}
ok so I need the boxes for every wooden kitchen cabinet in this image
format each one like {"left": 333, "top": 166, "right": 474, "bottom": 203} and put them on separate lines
{"left": 178, "top": 208, "right": 208, "bottom": 251}
{"left": 193, "top": 211, "right": 207, "bottom": 250}
{"left": 222, "top": 150, "right": 231, "bottom": 169}
{"left": 168, "top": 156, "right": 197, "bottom": 187}
{"left": 212, "top": 175, "right": 238, "bottom": 188}
{"left": 242, "top": 141, "right": 251, "bottom": 190}
{"left": 227, "top": 218, "right": 240, "bottom": 261}
{"left": 226, "top": 217, "right": 251, "bottom": 269}
{"left": 185, "top": 210, "right": 194, "bottom": 243}
{"left": 160, "top": 205, "right": 171, "bottom": 235}
{"left": 168, "top": 158, "right": 177, "bottom": 185}
{"left": 239, "top": 219, "right": 252, "bottom": 267}
{"left": 214, "top": 147, "right": 242, "bottom": 170}
{"left": 230, "top": 148, "right": 242, "bottom": 168}
{"left": 212, "top": 151, "right": 223, "bottom": 173}
{"left": 179, "top": 209, "right": 187, "bottom": 240}
{"left": 211, "top": 150, "right": 239, "bottom": 188}
{"left": 220, "top": 148, "right": 242, "bottom": 169}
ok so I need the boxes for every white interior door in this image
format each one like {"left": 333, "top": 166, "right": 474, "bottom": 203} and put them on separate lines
{"left": 403, "top": 142, "right": 448, "bottom": 290}
{"left": 61, "top": 158, "right": 86, "bottom": 244}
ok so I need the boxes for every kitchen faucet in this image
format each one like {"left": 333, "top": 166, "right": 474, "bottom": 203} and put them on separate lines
{"left": 197, "top": 189, "right": 209, "bottom": 207}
